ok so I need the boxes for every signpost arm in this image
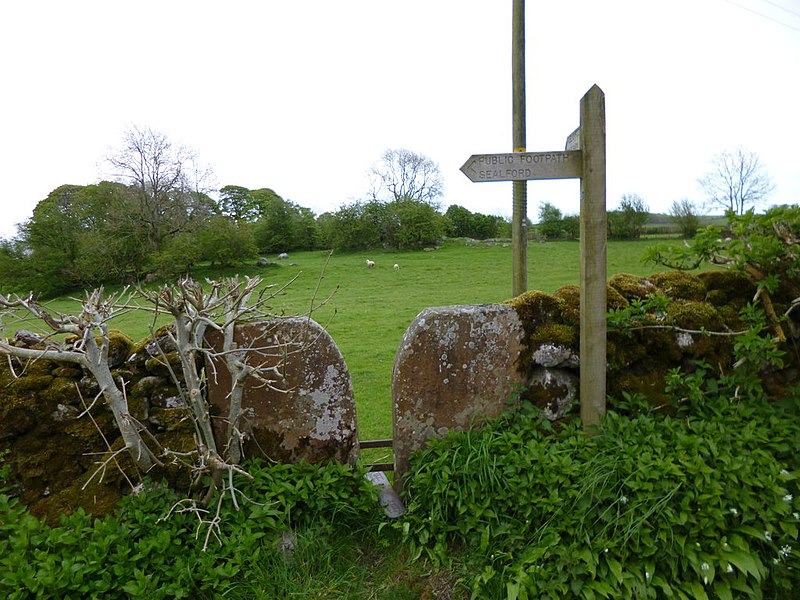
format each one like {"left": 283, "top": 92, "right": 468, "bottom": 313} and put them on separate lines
{"left": 579, "top": 84, "right": 607, "bottom": 432}
{"left": 511, "top": 0, "right": 527, "bottom": 296}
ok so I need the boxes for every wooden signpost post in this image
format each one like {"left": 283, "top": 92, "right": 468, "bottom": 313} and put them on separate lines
{"left": 460, "top": 84, "right": 607, "bottom": 431}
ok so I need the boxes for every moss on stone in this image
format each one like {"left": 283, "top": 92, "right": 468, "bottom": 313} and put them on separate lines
{"left": 606, "top": 285, "right": 629, "bottom": 311}
{"left": 608, "top": 273, "right": 658, "bottom": 300}
{"left": 51, "top": 366, "right": 84, "bottom": 379}
{"left": 529, "top": 323, "right": 577, "bottom": 348}
{"left": 8, "top": 373, "right": 54, "bottom": 393}
{"left": 505, "top": 290, "right": 563, "bottom": 329}
{"left": 145, "top": 352, "right": 182, "bottom": 376}
{"left": 649, "top": 271, "right": 707, "bottom": 302}
{"left": 553, "top": 285, "right": 581, "bottom": 327}
{"left": 698, "top": 270, "right": 756, "bottom": 308}
{"left": 47, "top": 376, "right": 84, "bottom": 404}
{"left": 666, "top": 299, "right": 725, "bottom": 331}
{"left": 107, "top": 329, "right": 135, "bottom": 359}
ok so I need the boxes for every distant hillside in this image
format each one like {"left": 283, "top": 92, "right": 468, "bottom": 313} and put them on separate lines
{"left": 647, "top": 213, "right": 727, "bottom": 227}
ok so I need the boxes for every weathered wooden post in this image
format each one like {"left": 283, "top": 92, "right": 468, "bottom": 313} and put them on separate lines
{"left": 578, "top": 85, "right": 607, "bottom": 431}
{"left": 460, "top": 84, "right": 608, "bottom": 432}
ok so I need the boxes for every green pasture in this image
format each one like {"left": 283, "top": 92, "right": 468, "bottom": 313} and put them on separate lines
{"left": 6, "top": 239, "right": 683, "bottom": 449}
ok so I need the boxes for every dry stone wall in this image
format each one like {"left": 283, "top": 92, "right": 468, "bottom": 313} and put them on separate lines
{"left": 3, "top": 268, "right": 797, "bottom": 519}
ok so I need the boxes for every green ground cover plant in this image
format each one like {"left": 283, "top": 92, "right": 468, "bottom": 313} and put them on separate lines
{"left": 0, "top": 457, "right": 429, "bottom": 599}
{"left": 399, "top": 392, "right": 800, "bottom": 599}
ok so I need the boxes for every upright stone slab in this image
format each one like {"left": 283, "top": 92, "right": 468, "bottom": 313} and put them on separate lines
{"left": 206, "top": 317, "right": 358, "bottom": 464}
{"left": 392, "top": 305, "right": 526, "bottom": 487}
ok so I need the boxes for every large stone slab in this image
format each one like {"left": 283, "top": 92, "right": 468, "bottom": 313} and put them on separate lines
{"left": 206, "top": 317, "right": 358, "bottom": 464}
{"left": 392, "top": 304, "right": 526, "bottom": 487}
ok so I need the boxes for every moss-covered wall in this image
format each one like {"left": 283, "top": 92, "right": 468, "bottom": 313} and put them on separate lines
{"left": 0, "top": 329, "right": 196, "bottom": 523}
{"left": 506, "top": 270, "right": 799, "bottom": 416}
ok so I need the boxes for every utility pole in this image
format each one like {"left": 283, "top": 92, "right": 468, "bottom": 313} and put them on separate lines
{"left": 512, "top": 0, "right": 527, "bottom": 296}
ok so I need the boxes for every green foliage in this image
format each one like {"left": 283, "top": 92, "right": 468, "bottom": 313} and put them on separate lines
{"left": 387, "top": 198, "right": 448, "bottom": 249}
{"left": 322, "top": 198, "right": 447, "bottom": 251}
{"left": 646, "top": 206, "right": 800, "bottom": 280}
{"left": 445, "top": 204, "right": 503, "bottom": 240}
{"left": 0, "top": 459, "right": 382, "bottom": 599}
{"left": 608, "top": 194, "right": 650, "bottom": 240}
{"left": 536, "top": 202, "right": 579, "bottom": 241}
{"left": 195, "top": 215, "right": 258, "bottom": 267}
{"left": 669, "top": 199, "right": 700, "bottom": 239}
{"left": 399, "top": 397, "right": 800, "bottom": 599}
{"left": 252, "top": 189, "right": 318, "bottom": 253}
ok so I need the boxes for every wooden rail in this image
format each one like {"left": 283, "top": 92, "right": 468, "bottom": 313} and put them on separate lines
{"left": 360, "top": 439, "right": 393, "bottom": 471}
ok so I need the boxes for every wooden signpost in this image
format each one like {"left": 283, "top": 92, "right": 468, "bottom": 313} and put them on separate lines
{"left": 460, "top": 84, "right": 607, "bottom": 431}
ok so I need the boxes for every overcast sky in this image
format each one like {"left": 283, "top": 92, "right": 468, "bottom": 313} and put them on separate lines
{"left": 1, "top": 0, "right": 798, "bottom": 239}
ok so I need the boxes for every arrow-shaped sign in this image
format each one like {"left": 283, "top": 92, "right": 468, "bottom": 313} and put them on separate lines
{"left": 460, "top": 150, "right": 581, "bottom": 182}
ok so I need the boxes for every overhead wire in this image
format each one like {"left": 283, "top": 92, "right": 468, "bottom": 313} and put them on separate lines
{"left": 723, "top": 0, "right": 800, "bottom": 33}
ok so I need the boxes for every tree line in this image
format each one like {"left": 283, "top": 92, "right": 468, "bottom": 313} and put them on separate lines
{"left": 0, "top": 128, "right": 509, "bottom": 297}
{"left": 0, "top": 126, "right": 773, "bottom": 297}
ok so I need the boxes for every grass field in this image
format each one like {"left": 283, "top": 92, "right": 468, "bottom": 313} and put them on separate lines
{"left": 7, "top": 238, "right": 680, "bottom": 449}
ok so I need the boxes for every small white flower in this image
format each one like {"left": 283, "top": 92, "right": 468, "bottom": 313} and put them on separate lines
{"left": 604, "top": 548, "right": 609, "bottom": 553}
{"left": 783, "top": 494, "right": 793, "bottom": 503}
{"left": 773, "top": 558, "right": 780, "bottom": 565}
{"left": 780, "top": 545, "right": 792, "bottom": 558}
{"left": 645, "top": 570, "right": 651, "bottom": 581}
{"left": 619, "top": 495, "right": 628, "bottom": 505}
{"left": 701, "top": 562, "right": 710, "bottom": 571}
{"left": 729, "top": 508, "right": 739, "bottom": 517}
{"left": 726, "top": 564, "right": 734, "bottom": 573}
{"left": 794, "top": 512, "right": 800, "bottom": 520}
{"left": 765, "top": 531, "right": 773, "bottom": 542}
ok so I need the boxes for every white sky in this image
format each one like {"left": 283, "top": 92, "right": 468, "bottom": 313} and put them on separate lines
{"left": 1, "top": 0, "right": 799, "bottom": 239}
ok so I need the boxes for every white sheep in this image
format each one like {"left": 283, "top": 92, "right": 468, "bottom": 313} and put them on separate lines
{"left": 366, "top": 259, "right": 375, "bottom": 268}
{"left": 393, "top": 263, "right": 400, "bottom": 270}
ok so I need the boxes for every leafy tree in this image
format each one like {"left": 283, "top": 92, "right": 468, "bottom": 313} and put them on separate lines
{"left": 608, "top": 193, "right": 649, "bottom": 240}
{"left": 445, "top": 205, "right": 501, "bottom": 239}
{"left": 537, "top": 202, "right": 564, "bottom": 240}
{"left": 217, "top": 185, "right": 261, "bottom": 222}
{"left": 369, "top": 149, "right": 443, "bottom": 203}
{"left": 318, "top": 202, "right": 381, "bottom": 250}
{"left": 386, "top": 198, "right": 448, "bottom": 249}
{"left": 196, "top": 216, "right": 258, "bottom": 267}
{"left": 699, "top": 147, "right": 774, "bottom": 215}
{"left": 5, "top": 182, "right": 148, "bottom": 296}
{"left": 561, "top": 215, "right": 580, "bottom": 240}
{"left": 669, "top": 198, "right": 700, "bottom": 238}
{"left": 252, "top": 191, "right": 319, "bottom": 254}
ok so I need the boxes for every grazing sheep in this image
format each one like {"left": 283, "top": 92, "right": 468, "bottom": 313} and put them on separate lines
{"left": 366, "top": 259, "right": 375, "bottom": 268}
{"left": 393, "top": 263, "right": 400, "bottom": 270}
